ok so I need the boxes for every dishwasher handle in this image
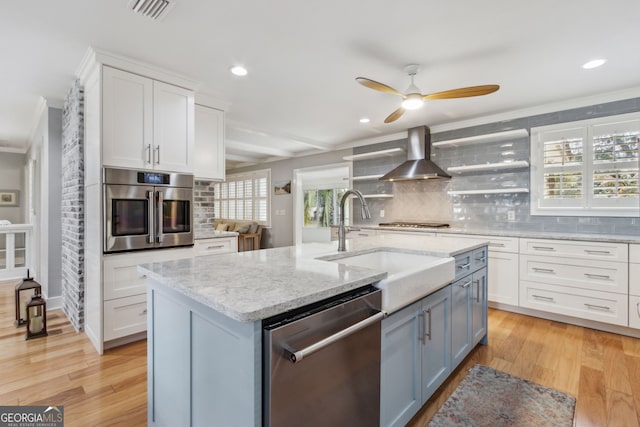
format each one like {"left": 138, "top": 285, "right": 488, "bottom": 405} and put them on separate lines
{"left": 287, "top": 311, "right": 385, "bottom": 364}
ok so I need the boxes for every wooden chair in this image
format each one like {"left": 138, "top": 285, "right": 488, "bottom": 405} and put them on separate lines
{"left": 237, "top": 226, "right": 263, "bottom": 252}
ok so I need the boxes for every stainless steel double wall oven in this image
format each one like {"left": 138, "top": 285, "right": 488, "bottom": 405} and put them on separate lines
{"left": 103, "top": 167, "right": 194, "bottom": 253}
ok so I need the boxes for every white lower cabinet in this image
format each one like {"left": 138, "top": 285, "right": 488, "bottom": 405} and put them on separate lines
{"left": 518, "top": 238, "right": 629, "bottom": 327}
{"left": 629, "top": 244, "right": 640, "bottom": 329}
{"left": 194, "top": 237, "right": 237, "bottom": 256}
{"left": 104, "top": 294, "right": 147, "bottom": 341}
{"left": 103, "top": 248, "right": 193, "bottom": 342}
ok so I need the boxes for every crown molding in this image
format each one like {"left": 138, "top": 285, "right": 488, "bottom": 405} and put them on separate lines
{"left": 75, "top": 47, "right": 201, "bottom": 90}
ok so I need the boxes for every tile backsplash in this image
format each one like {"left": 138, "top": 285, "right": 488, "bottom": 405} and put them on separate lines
{"left": 353, "top": 97, "right": 640, "bottom": 236}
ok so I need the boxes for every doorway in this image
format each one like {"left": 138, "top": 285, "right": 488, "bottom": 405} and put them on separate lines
{"left": 292, "top": 163, "right": 351, "bottom": 245}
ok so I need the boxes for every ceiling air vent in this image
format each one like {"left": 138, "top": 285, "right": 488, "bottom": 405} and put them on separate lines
{"left": 129, "top": 0, "right": 174, "bottom": 20}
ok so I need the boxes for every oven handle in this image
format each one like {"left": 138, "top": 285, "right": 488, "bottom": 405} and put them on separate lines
{"left": 147, "top": 191, "right": 155, "bottom": 244}
{"left": 286, "top": 310, "right": 385, "bottom": 364}
{"left": 156, "top": 191, "right": 164, "bottom": 243}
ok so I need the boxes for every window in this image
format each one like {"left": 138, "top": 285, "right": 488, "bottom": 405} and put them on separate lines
{"left": 213, "top": 169, "right": 271, "bottom": 226}
{"left": 531, "top": 112, "right": 640, "bottom": 216}
{"left": 303, "top": 188, "right": 349, "bottom": 227}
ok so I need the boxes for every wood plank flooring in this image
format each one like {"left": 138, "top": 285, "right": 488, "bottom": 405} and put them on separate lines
{"left": 1, "top": 279, "right": 640, "bottom": 426}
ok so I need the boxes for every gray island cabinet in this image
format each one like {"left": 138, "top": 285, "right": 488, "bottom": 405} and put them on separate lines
{"left": 139, "top": 235, "right": 487, "bottom": 427}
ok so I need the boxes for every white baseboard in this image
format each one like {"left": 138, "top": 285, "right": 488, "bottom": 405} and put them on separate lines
{"left": 45, "top": 295, "right": 62, "bottom": 310}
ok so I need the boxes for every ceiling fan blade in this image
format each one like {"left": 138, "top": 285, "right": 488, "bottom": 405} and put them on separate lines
{"left": 423, "top": 84, "right": 500, "bottom": 100}
{"left": 384, "top": 107, "right": 405, "bottom": 123}
{"left": 356, "top": 77, "right": 404, "bottom": 96}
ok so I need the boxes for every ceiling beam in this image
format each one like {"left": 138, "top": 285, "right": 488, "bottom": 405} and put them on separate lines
{"left": 225, "top": 139, "right": 294, "bottom": 158}
{"left": 225, "top": 153, "right": 260, "bottom": 163}
{"left": 226, "top": 120, "right": 332, "bottom": 151}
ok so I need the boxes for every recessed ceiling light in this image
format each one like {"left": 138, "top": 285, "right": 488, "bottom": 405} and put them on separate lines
{"left": 230, "top": 65, "right": 248, "bottom": 76}
{"left": 359, "top": 117, "right": 370, "bottom": 123}
{"left": 582, "top": 59, "right": 606, "bottom": 69}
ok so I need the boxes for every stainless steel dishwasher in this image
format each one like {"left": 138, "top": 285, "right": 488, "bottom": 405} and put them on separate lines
{"left": 263, "top": 286, "right": 383, "bottom": 427}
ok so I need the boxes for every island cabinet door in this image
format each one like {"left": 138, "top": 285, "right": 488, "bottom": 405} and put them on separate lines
{"left": 380, "top": 300, "right": 422, "bottom": 427}
{"left": 420, "top": 285, "right": 452, "bottom": 403}
{"left": 451, "top": 276, "right": 472, "bottom": 366}
{"left": 472, "top": 268, "right": 488, "bottom": 346}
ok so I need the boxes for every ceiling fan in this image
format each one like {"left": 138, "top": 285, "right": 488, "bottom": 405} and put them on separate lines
{"left": 356, "top": 64, "right": 499, "bottom": 123}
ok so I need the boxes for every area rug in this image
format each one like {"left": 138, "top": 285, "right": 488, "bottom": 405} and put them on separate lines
{"left": 427, "top": 365, "right": 576, "bottom": 426}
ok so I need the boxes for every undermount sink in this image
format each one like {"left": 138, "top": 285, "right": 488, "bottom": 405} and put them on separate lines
{"left": 322, "top": 249, "right": 455, "bottom": 313}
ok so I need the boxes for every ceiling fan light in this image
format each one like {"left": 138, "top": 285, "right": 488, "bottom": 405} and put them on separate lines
{"left": 401, "top": 94, "right": 424, "bottom": 110}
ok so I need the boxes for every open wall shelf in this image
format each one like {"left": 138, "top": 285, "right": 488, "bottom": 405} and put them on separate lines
{"left": 352, "top": 174, "right": 384, "bottom": 181}
{"left": 448, "top": 188, "right": 529, "bottom": 195}
{"left": 433, "top": 129, "right": 529, "bottom": 148}
{"left": 447, "top": 160, "right": 529, "bottom": 174}
{"left": 343, "top": 148, "right": 405, "bottom": 161}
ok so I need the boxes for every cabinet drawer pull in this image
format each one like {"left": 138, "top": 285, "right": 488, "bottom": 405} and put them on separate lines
{"left": 532, "top": 267, "right": 555, "bottom": 273}
{"left": 457, "top": 263, "right": 471, "bottom": 270}
{"left": 458, "top": 280, "right": 472, "bottom": 289}
{"left": 584, "top": 250, "right": 611, "bottom": 255}
{"left": 489, "top": 242, "right": 505, "bottom": 247}
{"left": 475, "top": 256, "right": 487, "bottom": 262}
{"left": 584, "top": 303, "right": 611, "bottom": 312}
{"left": 532, "top": 294, "right": 555, "bottom": 302}
{"left": 357, "top": 233, "right": 369, "bottom": 237}
{"left": 206, "top": 245, "right": 225, "bottom": 250}
{"left": 532, "top": 246, "right": 555, "bottom": 251}
{"left": 637, "top": 303, "right": 640, "bottom": 317}
{"left": 141, "top": 309, "right": 147, "bottom": 315}
{"left": 584, "top": 273, "right": 611, "bottom": 280}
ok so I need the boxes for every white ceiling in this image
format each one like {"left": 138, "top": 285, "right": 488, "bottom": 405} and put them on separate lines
{"left": 2, "top": 0, "right": 640, "bottom": 168}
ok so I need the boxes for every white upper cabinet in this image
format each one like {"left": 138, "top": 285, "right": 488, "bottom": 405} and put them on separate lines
{"left": 102, "top": 66, "right": 153, "bottom": 170}
{"left": 194, "top": 104, "right": 225, "bottom": 181}
{"left": 102, "top": 66, "right": 194, "bottom": 173}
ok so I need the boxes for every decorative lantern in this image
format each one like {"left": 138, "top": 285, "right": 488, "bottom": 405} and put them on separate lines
{"left": 14, "top": 270, "right": 42, "bottom": 327}
{"left": 26, "top": 294, "right": 47, "bottom": 340}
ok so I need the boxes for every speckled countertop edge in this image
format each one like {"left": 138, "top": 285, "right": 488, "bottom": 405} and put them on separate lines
{"left": 139, "top": 234, "right": 486, "bottom": 322}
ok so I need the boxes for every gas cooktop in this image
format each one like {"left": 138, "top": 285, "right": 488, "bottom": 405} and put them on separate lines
{"left": 378, "top": 222, "right": 450, "bottom": 229}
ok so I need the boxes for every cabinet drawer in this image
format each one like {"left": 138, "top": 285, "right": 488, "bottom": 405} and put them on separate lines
{"left": 520, "top": 280, "right": 628, "bottom": 326}
{"left": 520, "top": 255, "right": 627, "bottom": 294}
{"left": 472, "top": 247, "right": 488, "bottom": 270}
{"left": 630, "top": 262, "right": 640, "bottom": 296}
{"left": 629, "top": 296, "right": 640, "bottom": 329}
{"left": 104, "top": 248, "right": 194, "bottom": 299}
{"left": 104, "top": 294, "right": 147, "bottom": 341}
{"left": 630, "top": 244, "right": 640, "bottom": 264}
{"left": 520, "top": 238, "right": 628, "bottom": 262}
{"left": 443, "top": 233, "right": 518, "bottom": 253}
{"left": 454, "top": 251, "right": 473, "bottom": 280}
{"left": 194, "top": 237, "right": 237, "bottom": 256}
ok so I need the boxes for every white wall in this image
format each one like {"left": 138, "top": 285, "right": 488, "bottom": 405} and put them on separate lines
{"left": 231, "top": 149, "right": 352, "bottom": 248}
{"left": 0, "top": 152, "right": 27, "bottom": 224}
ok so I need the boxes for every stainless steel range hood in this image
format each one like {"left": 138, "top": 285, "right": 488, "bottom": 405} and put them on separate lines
{"left": 379, "top": 126, "right": 451, "bottom": 181}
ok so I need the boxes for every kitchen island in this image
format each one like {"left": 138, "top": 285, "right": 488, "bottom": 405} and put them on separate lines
{"left": 139, "top": 234, "right": 488, "bottom": 426}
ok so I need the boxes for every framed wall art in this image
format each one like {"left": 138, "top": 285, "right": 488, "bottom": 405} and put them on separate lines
{"left": 0, "top": 190, "right": 19, "bottom": 207}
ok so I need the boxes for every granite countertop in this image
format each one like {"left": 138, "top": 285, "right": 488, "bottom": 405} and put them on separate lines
{"left": 138, "top": 234, "right": 487, "bottom": 323}
{"left": 194, "top": 229, "right": 238, "bottom": 239}
{"left": 353, "top": 224, "right": 640, "bottom": 244}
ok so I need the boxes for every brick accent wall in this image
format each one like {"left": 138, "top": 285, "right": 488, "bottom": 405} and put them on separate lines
{"left": 193, "top": 180, "right": 216, "bottom": 237}
{"left": 61, "top": 80, "right": 84, "bottom": 331}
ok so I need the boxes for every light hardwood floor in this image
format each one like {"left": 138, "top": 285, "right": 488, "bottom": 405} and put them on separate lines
{"left": 1, "top": 279, "right": 640, "bottom": 426}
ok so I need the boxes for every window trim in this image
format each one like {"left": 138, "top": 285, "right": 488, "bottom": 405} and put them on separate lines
{"left": 531, "top": 112, "right": 640, "bottom": 217}
{"left": 214, "top": 169, "right": 271, "bottom": 227}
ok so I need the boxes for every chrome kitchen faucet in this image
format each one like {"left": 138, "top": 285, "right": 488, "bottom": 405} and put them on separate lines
{"left": 337, "top": 189, "right": 371, "bottom": 251}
